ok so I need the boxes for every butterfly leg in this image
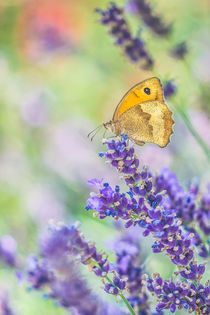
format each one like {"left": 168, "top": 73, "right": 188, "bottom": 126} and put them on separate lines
{"left": 105, "top": 135, "right": 118, "bottom": 140}
{"left": 134, "top": 139, "right": 145, "bottom": 146}
{"left": 103, "top": 128, "right": 108, "bottom": 139}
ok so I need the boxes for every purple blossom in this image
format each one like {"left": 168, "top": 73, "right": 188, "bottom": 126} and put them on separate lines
{"left": 86, "top": 135, "right": 210, "bottom": 313}
{"left": 40, "top": 222, "right": 111, "bottom": 280}
{"left": 0, "top": 291, "right": 15, "bottom": 315}
{"left": 21, "top": 90, "right": 50, "bottom": 127}
{"left": 196, "top": 185, "right": 210, "bottom": 235}
{"left": 163, "top": 81, "right": 177, "bottom": 99}
{"left": 155, "top": 168, "right": 209, "bottom": 257}
{"left": 114, "top": 234, "right": 153, "bottom": 314}
{"left": 171, "top": 42, "right": 188, "bottom": 59}
{"left": 39, "top": 26, "right": 70, "bottom": 53}
{"left": 96, "top": 3, "right": 153, "bottom": 69}
{"left": 147, "top": 275, "right": 210, "bottom": 314}
{"left": 0, "top": 235, "right": 17, "bottom": 267}
{"left": 49, "top": 270, "right": 100, "bottom": 313}
{"left": 26, "top": 222, "right": 128, "bottom": 313}
{"left": 127, "top": 0, "right": 172, "bottom": 37}
{"left": 26, "top": 224, "right": 104, "bottom": 313}
{"left": 87, "top": 136, "right": 199, "bottom": 270}
{"left": 178, "top": 261, "right": 206, "bottom": 281}
{"left": 26, "top": 255, "right": 54, "bottom": 289}
{"left": 115, "top": 236, "right": 144, "bottom": 293}
{"left": 86, "top": 135, "right": 208, "bottom": 279}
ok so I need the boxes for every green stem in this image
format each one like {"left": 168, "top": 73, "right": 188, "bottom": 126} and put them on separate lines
{"left": 105, "top": 275, "right": 137, "bottom": 315}
{"left": 173, "top": 103, "right": 210, "bottom": 161}
{"left": 177, "top": 60, "right": 210, "bottom": 161}
{"left": 153, "top": 65, "right": 210, "bottom": 161}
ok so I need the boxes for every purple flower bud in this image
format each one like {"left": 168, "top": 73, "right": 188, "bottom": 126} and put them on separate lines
{"left": 96, "top": 3, "right": 153, "bottom": 69}
{"left": 125, "top": 220, "right": 133, "bottom": 228}
{"left": 104, "top": 283, "right": 118, "bottom": 295}
{"left": 170, "top": 304, "right": 176, "bottom": 313}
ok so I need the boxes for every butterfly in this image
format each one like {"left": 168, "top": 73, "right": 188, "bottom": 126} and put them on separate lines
{"left": 104, "top": 77, "right": 174, "bottom": 147}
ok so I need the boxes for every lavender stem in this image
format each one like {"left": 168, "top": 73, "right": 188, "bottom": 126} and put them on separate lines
{"left": 105, "top": 275, "right": 137, "bottom": 315}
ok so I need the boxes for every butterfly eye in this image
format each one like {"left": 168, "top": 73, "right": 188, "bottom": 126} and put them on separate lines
{"left": 144, "top": 87, "right": 151, "bottom": 95}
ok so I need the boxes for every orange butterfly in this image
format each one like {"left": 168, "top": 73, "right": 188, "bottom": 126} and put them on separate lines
{"left": 104, "top": 77, "right": 174, "bottom": 147}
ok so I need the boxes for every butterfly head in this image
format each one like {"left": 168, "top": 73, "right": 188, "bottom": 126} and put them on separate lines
{"left": 104, "top": 120, "right": 121, "bottom": 136}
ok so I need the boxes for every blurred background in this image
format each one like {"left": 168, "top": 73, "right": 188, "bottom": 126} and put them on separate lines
{"left": 0, "top": 0, "right": 209, "bottom": 314}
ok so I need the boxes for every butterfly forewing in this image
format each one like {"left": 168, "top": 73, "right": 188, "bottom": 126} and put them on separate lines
{"left": 113, "top": 77, "right": 163, "bottom": 122}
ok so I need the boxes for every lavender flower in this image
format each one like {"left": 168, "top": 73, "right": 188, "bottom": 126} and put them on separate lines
{"left": 0, "top": 235, "right": 17, "bottom": 267}
{"left": 21, "top": 90, "right": 50, "bottom": 127}
{"left": 86, "top": 135, "right": 210, "bottom": 314}
{"left": 176, "top": 261, "right": 206, "bottom": 281}
{"left": 26, "top": 224, "right": 103, "bottom": 313}
{"left": 0, "top": 291, "right": 14, "bottom": 315}
{"left": 147, "top": 274, "right": 210, "bottom": 314}
{"left": 87, "top": 136, "right": 208, "bottom": 275}
{"left": 26, "top": 255, "right": 54, "bottom": 289}
{"left": 114, "top": 234, "right": 152, "bottom": 314}
{"left": 163, "top": 81, "right": 177, "bottom": 99}
{"left": 171, "top": 42, "right": 188, "bottom": 59}
{"left": 196, "top": 185, "right": 210, "bottom": 235}
{"left": 27, "top": 256, "right": 102, "bottom": 313}
{"left": 26, "top": 222, "right": 127, "bottom": 314}
{"left": 155, "top": 168, "right": 209, "bottom": 258}
{"left": 39, "top": 26, "right": 70, "bottom": 53}
{"left": 127, "top": 0, "right": 172, "bottom": 37}
{"left": 96, "top": 3, "right": 153, "bottom": 69}
{"left": 23, "top": 2, "right": 72, "bottom": 61}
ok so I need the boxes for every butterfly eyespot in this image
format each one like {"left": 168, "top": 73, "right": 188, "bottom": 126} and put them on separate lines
{"left": 144, "top": 87, "right": 151, "bottom": 95}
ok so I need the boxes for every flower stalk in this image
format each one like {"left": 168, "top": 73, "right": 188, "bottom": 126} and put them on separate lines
{"left": 174, "top": 104, "right": 210, "bottom": 161}
{"left": 105, "top": 275, "right": 137, "bottom": 315}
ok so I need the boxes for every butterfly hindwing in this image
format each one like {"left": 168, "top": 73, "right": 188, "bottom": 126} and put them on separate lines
{"left": 116, "top": 100, "right": 174, "bottom": 147}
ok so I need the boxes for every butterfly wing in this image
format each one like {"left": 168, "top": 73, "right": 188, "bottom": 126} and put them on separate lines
{"left": 113, "top": 77, "right": 163, "bottom": 122}
{"left": 116, "top": 100, "right": 174, "bottom": 147}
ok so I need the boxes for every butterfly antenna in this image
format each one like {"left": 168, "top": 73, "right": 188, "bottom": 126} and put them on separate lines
{"left": 90, "top": 127, "right": 102, "bottom": 141}
{"left": 87, "top": 124, "right": 103, "bottom": 141}
{"left": 103, "top": 128, "right": 107, "bottom": 139}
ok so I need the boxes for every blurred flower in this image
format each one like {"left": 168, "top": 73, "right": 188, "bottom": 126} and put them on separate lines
{"left": 27, "top": 255, "right": 54, "bottom": 290}
{"left": 126, "top": 0, "right": 172, "bottom": 37}
{"left": 0, "top": 291, "right": 14, "bottom": 315}
{"left": 114, "top": 234, "right": 153, "bottom": 314}
{"left": 194, "top": 184, "right": 210, "bottom": 237}
{"left": 0, "top": 236, "right": 17, "bottom": 267}
{"left": 26, "top": 222, "right": 126, "bottom": 314}
{"left": 155, "top": 167, "right": 209, "bottom": 257}
{"left": 20, "top": 0, "right": 79, "bottom": 62}
{"left": 21, "top": 89, "right": 52, "bottom": 127}
{"left": 0, "top": 147, "right": 29, "bottom": 186}
{"left": 96, "top": 3, "right": 153, "bottom": 69}
{"left": 171, "top": 42, "right": 188, "bottom": 59}
{"left": 163, "top": 81, "right": 177, "bottom": 99}
{"left": 190, "top": 110, "right": 210, "bottom": 147}
{"left": 193, "top": 32, "right": 210, "bottom": 82}
{"left": 136, "top": 144, "right": 172, "bottom": 172}
{"left": 43, "top": 119, "right": 119, "bottom": 186}
{"left": 24, "top": 183, "right": 65, "bottom": 227}
{"left": 27, "top": 255, "right": 102, "bottom": 313}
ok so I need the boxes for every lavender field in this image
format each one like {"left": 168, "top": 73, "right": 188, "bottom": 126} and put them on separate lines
{"left": 0, "top": 1, "right": 209, "bottom": 314}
